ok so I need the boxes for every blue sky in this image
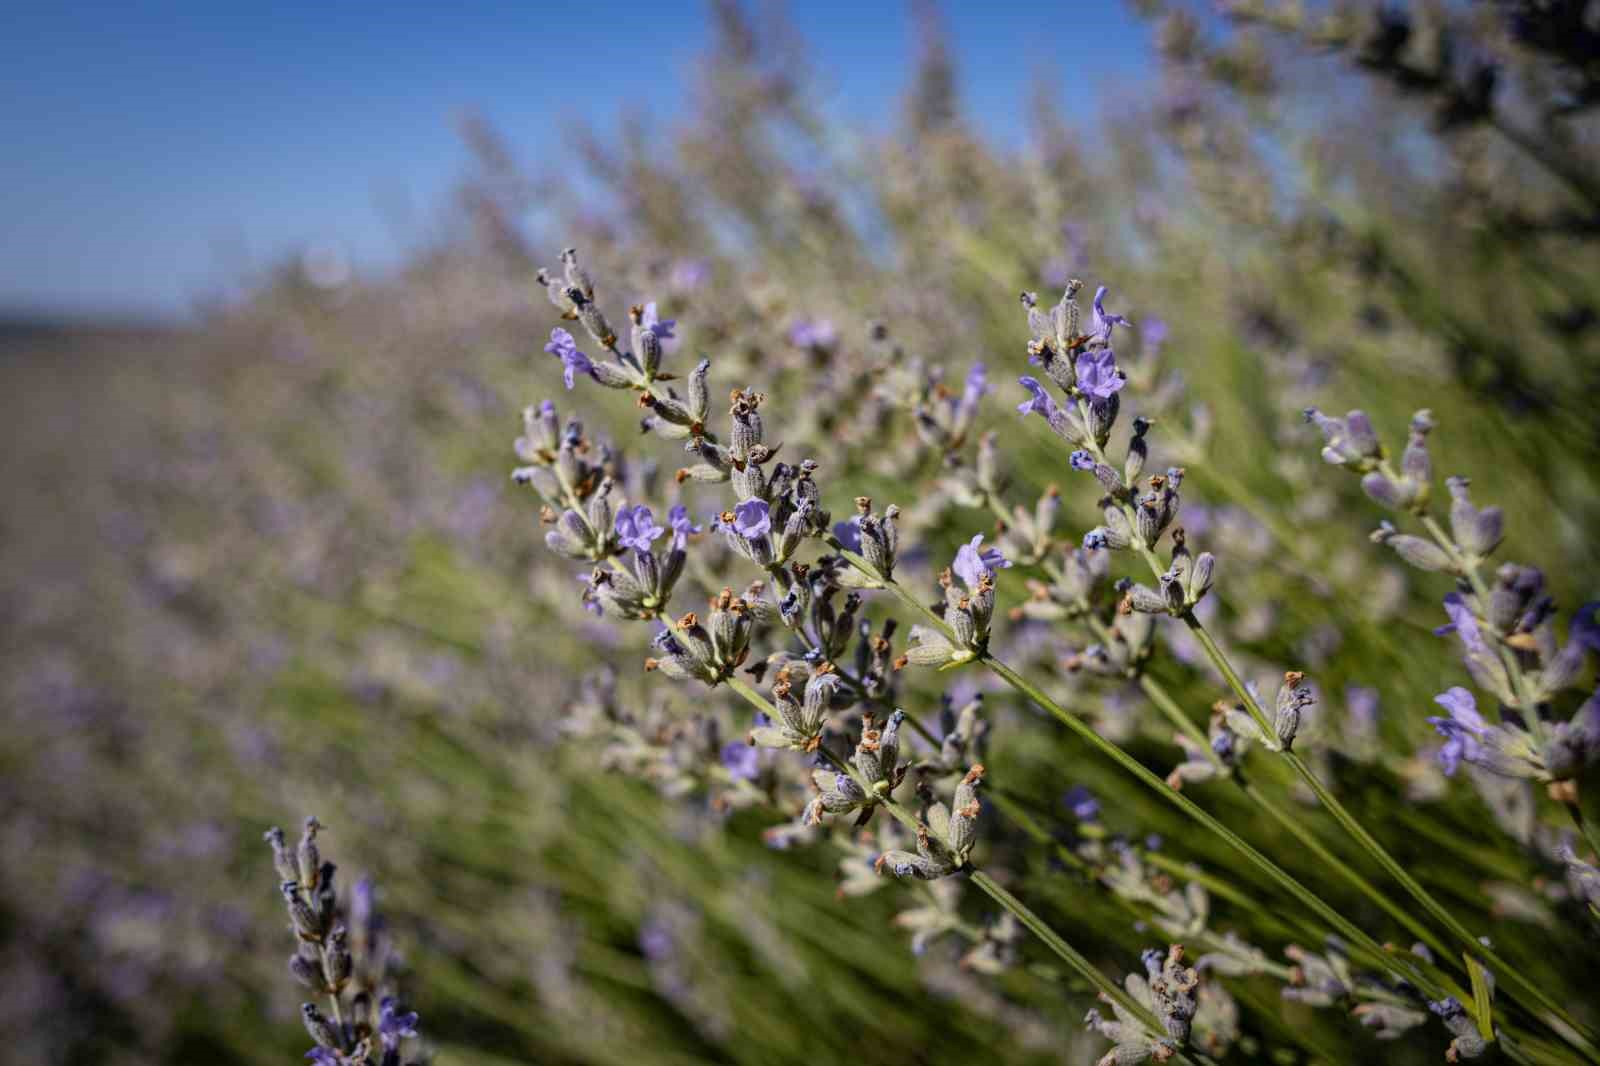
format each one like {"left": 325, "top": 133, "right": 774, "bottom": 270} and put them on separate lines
{"left": 1, "top": 2, "right": 1154, "bottom": 319}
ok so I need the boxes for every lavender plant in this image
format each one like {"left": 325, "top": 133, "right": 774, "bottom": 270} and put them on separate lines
{"left": 264, "top": 819, "right": 422, "bottom": 1065}
{"left": 514, "top": 244, "right": 1600, "bottom": 1065}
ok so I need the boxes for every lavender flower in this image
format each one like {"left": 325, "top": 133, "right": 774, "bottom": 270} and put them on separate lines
{"left": 1090, "top": 285, "right": 1130, "bottom": 342}
{"left": 669, "top": 258, "right": 710, "bottom": 291}
{"left": 544, "top": 328, "right": 596, "bottom": 389}
{"left": 614, "top": 505, "right": 665, "bottom": 553}
{"left": 667, "top": 504, "right": 700, "bottom": 550}
{"left": 720, "top": 740, "right": 761, "bottom": 781}
{"left": 377, "top": 997, "right": 420, "bottom": 1053}
{"left": 1016, "top": 375, "right": 1059, "bottom": 420}
{"left": 832, "top": 515, "right": 863, "bottom": 552}
{"left": 788, "top": 317, "right": 838, "bottom": 350}
{"left": 1428, "top": 687, "right": 1489, "bottom": 776}
{"left": 1064, "top": 785, "right": 1101, "bottom": 821}
{"left": 1075, "top": 348, "right": 1126, "bottom": 400}
{"left": 952, "top": 534, "right": 1009, "bottom": 589}
{"left": 641, "top": 301, "right": 675, "bottom": 341}
{"left": 956, "top": 362, "right": 989, "bottom": 421}
{"left": 732, "top": 498, "right": 771, "bottom": 540}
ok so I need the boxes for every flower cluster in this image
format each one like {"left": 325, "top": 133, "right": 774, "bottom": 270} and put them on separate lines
{"left": 264, "top": 819, "right": 422, "bottom": 1066}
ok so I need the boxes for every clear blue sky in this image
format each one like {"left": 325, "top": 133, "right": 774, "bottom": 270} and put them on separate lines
{"left": 0, "top": 2, "right": 1154, "bottom": 319}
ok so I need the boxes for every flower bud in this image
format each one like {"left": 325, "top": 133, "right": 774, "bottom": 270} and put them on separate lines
{"left": 301, "top": 1003, "right": 340, "bottom": 1049}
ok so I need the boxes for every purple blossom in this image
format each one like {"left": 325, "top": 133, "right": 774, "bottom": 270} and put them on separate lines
{"left": 1427, "top": 687, "right": 1488, "bottom": 776}
{"left": 788, "top": 317, "right": 838, "bottom": 350}
{"left": 670, "top": 258, "right": 710, "bottom": 291}
{"left": 721, "top": 739, "right": 761, "bottom": 781}
{"left": 667, "top": 504, "right": 700, "bottom": 550}
{"left": 1069, "top": 450, "right": 1096, "bottom": 472}
{"left": 614, "top": 505, "right": 665, "bottom": 553}
{"left": 306, "top": 1051, "right": 341, "bottom": 1066}
{"left": 378, "top": 997, "right": 419, "bottom": 1052}
{"left": 952, "top": 534, "right": 1010, "bottom": 589}
{"left": 1016, "top": 376, "right": 1059, "bottom": 420}
{"left": 1142, "top": 317, "right": 1169, "bottom": 353}
{"left": 1573, "top": 602, "right": 1600, "bottom": 654}
{"left": 832, "top": 515, "right": 863, "bottom": 552}
{"left": 1063, "top": 785, "right": 1101, "bottom": 821}
{"left": 1435, "top": 593, "right": 1488, "bottom": 655}
{"left": 641, "top": 301, "right": 676, "bottom": 341}
{"left": 956, "top": 362, "right": 989, "bottom": 420}
{"left": 732, "top": 498, "right": 771, "bottom": 540}
{"left": 1074, "top": 348, "right": 1126, "bottom": 400}
{"left": 1090, "top": 285, "right": 1130, "bottom": 342}
{"left": 544, "top": 328, "right": 595, "bottom": 390}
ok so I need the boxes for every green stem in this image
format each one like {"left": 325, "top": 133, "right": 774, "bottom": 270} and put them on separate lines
{"left": 1183, "top": 614, "right": 1596, "bottom": 1051}
{"left": 719, "top": 674, "right": 1182, "bottom": 1052}
{"left": 827, "top": 543, "right": 1451, "bottom": 992}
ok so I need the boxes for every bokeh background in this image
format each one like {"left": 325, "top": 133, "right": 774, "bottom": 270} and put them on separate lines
{"left": 4, "top": 1, "right": 1599, "bottom": 1063}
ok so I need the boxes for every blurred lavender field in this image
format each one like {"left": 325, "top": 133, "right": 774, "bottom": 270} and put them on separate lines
{"left": 4, "top": 2, "right": 1600, "bottom": 1064}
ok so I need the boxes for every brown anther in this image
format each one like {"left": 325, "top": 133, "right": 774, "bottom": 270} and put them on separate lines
{"left": 1008, "top": 607, "right": 1025, "bottom": 622}
{"left": 629, "top": 303, "right": 644, "bottom": 322}
{"left": 773, "top": 679, "right": 792, "bottom": 700}
{"left": 804, "top": 734, "right": 822, "bottom": 753}
{"left": 1063, "top": 653, "right": 1083, "bottom": 672}
{"left": 675, "top": 468, "right": 690, "bottom": 484}
{"left": 719, "top": 510, "right": 736, "bottom": 527}
{"left": 957, "top": 800, "right": 981, "bottom": 819}
{"left": 644, "top": 658, "right": 661, "bottom": 672}
{"left": 854, "top": 495, "right": 872, "bottom": 514}
{"left": 1284, "top": 670, "right": 1305, "bottom": 688}
{"left": 1045, "top": 482, "right": 1060, "bottom": 497}
{"left": 957, "top": 595, "right": 970, "bottom": 611}
{"left": 790, "top": 563, "right": 809, "bottom": 579}
{"left": 1148, "top": 474, "right": 1166, "bottom": 490}
{"left": 814, "top": 661, "right": 835, "bottom": 675}
{"left": 1549, "top": 780, "right": 1580, "bottom": 805}
{"left": 871, "top": 636, "right": 889, "bottom": 652}
{"left": 1118, "top": 595, "right": 1134, "bottom": 615}
{"left": 539, "top": 506, "right": 558, "bottom": 525}
{"left": 636, "top": 394, "right": 654, "bottom": 410}
{"left": 965, "top": 764, "right": 986, "bottom": 782}
{"left": 1171, "top": 527, "right": 1186, "bottom": 548}
{"left": 893, "top": 654, "right": 909, "bottom": 671}
{"left": 677, "top": 612, "right": 698, "bottom": 629}
{"left": 937, "top": 567, "right": 954, "bottom": 589}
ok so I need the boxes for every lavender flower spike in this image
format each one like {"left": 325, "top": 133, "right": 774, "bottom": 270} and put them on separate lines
{"left": 953, "top": 533, "right": 1010, "bottom": 589}
{"left": 544, "top": 327, "right": 596, "bottom": 389}
{"left": 1016, "top": 375, "right": 1059, "bottom": 420}
{"left": 732, "top": 498, "right": 772, "bottom": 540}
{"left": 1074, "top": 348, "right": 1126, "bottom": 400}
{"left": 614, "top": 504, "right": 665, "bottom": 553}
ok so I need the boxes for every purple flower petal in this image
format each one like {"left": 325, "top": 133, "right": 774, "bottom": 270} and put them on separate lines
{"left": 732, "top": 498, "right": 771, "bottom": 540}
{"left": 952, "top": 533, "right": 1009, "bottom": 589}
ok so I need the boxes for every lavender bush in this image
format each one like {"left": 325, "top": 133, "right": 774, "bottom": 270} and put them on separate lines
{"left": 3, "top": 2, "right": 1600, "bottom": 1064}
